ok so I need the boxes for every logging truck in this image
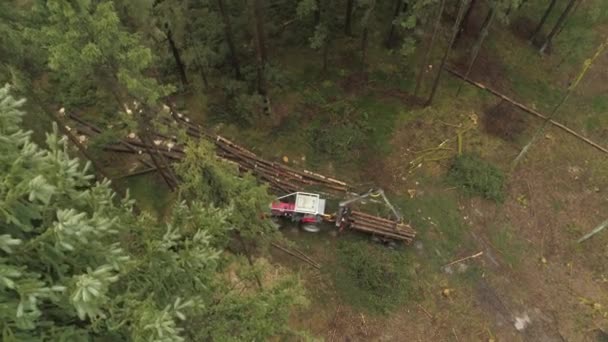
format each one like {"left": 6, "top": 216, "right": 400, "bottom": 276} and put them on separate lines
{"left": 270, "top": 189, "right": 416, "bottom": 244}
{"left": 270, "top": 192, "right": 328, "bottom": 232}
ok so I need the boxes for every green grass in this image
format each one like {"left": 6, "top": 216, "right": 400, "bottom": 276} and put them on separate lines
{"left": 124, "top": 174, "right": 174, "bottom": 219}
{"left": 489, "top": 225, "right": 524, "bottom": 268}
{"left": 448, "top": 154, "right": 506, "bottom": 202}
{"left": 399, "top": 192, "right": 471, "bottom": 266}
{"left": 354, "top": 95, "right": 405, "bottom": 154}
{"left": 329, "top": 239, "right": 414, "bottom": 314}
{"left": 591, "top": 95, "right": 608, "bottom": 114}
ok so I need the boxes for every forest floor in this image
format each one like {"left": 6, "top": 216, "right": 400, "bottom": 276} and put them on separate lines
{"left": 118, "top": 2, "right": 608, "bottom": 341}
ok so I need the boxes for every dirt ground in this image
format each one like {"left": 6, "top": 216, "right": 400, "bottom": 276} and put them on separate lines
{"left": 275, "top": 9, "right": 608, "bottom": 340}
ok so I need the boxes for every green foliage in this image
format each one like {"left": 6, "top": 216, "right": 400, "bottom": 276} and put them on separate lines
{"left": 175, "top": 140, "right": 276, "bottom": 244}
{"left": 0, "top": 86, "right": 306, "bottom": 341}
{"left": 448, "top": 154, "right": 505, "bottom": 202}
{"left": 489, "top": 225, "right": 524, "bottom": 267}
{"left": 39, "top": 0, "right": 173, "bottom": 111}
{"left": 330, "top": 240, "right": 413, "bottom": 314}
{"left": 399, "top": 192, "right": 469, "bottom": 265}
{"left": 307, "top": 101, "right": 372, "bottom": 163}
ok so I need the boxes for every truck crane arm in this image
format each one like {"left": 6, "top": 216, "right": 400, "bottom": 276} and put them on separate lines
{"left": 337, "top": 189, "right": 401, "bottom": 223}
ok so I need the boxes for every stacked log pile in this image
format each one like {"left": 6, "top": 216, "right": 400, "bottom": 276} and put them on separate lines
{"left": 349, "top": 211, "right": 416, "bottom": 244}
{"left": 65, "top": 111, "right": 416, "bottom": 244}
{"left": 170, "top": 112, "right": 349, "bottom": 194}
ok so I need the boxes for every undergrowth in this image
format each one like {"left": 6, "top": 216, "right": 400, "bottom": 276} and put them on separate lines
{"left": 399, "top": 192, "right": 470, "bottom": 266}
{"left": 448, "top": 154, "right": 505, "bottom": 202}
{"left": 489, "top": 225, "right": 524, "bottom": 268}
{"left": 329, "top": 240, "right": 413, "bottom": 314}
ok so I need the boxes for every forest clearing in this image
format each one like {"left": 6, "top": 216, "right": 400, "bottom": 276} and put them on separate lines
{"left": 2, "top": 0, "right": 608, "bottom": 341}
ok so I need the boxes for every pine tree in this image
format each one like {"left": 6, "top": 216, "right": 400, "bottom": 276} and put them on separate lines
{"left": 39, "top": 0, "right": 179, "bottom": 189}
{"left": 0, "top": 85, "right": 307, "bottom": 341}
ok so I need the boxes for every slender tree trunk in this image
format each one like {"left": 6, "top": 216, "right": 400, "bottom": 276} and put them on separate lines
{"left": 251, "top": 0, "right": 268, "bottom": 96}
{"left": 138, "top": 125, "right": 179, "bottom": 191}
{"left": 540, "top": 0, "right": 578, "bottom": 54}
{"left": 53, "top": 112, "right": 112, "bottom": 182}
{"left": 518, "top": 0, "right": 529, "bottom": 9}
{"left": 345, "top": 0, "right": 354, "bottom": 35}
{"left": 361, "top": 27, "right": 369, "bottom": 70}
{"left": 237, "top": 233, "right": 263, "bottom": 288}
{"left": 426, "top": 0, "right": 468, "bottom": 106}
{"left": 414, "top": 0, "right": 445, "bottom": 97}
{"left": 200, "top": 65, "right": 209, "bottom": 89}
{"left": 513, "top": 39, "right": 607, "bottom": 170}
{"left": 314, "top": 0, "right": 321, "bottom": 25}
{"left": 361, "top": 1, "right": 376, "bottom": 71}
{"left": 322, "top": 39, "right": 329, "bottom": 72}
{"left": 166, "top": 27, "right": 188, "bottom": 87}
{"left": 194, "top": 55, "right": 209, "bottom": 89}
{"left": 454, "top": 0, "right": 476, "bottom": 44}
{"left": 456, "top": 7, "right": 495, "bottom": 96}
{"left": 385, "top": 0, "right": 403, "bottom": 49}
{"left": 555, "top": 0, "right": 583, "bottom": 37}
{"left": 530, "top": 0, "right": 558, "bottom": 42}
{"left": 217, "top": 0, "right": 242, "bottom": 79}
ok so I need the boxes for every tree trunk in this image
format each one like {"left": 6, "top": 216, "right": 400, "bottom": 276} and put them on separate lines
{"left": 345, "top": 0, "right": 354, "bottom": 35}
{"left": 217, "top": 0, "right": 242, "bottom": 79}
{"left": 530, "top": 0, "right": 558, "bottom": 42}
{"left": 251, "top": 0, "right": 268, "bottom": 96}
{"left": 166, "top": 26, "right": 188, "bottom": 87}
{"left": 361, "top": 1, "right": 375, "bottom": 71}
{"left": 456, "top": 7, "right": 495, "bottom": 96}
{"left": 361, "top": 27, "right": 369, "bottom": 70}
{"left": 540, "top": 0, "right": 578, "bottom": 54}
{"left": 426, "top": 0, "right": 468, "bottom": 106}
{"left": 314, "top": 0, "right": 321, "bottom": 25}
{"left": 53, "top": 113, "right": 112, "bottom": 182}
{"left": 200, "top": 65, "right": 209, "bottom": 89}
{"left": 518, "top": 0, "right": 529, "bottom": 9}
{"left": 555, "top": 0, "right": 583, "bottom": 37}
{"left": 414, "top": 0, "right": 445, "bottom": 97}
{"left": 385, "top": 0, "right": 403, "bottom": 49}
{"left": 454, "top": 0, "right": 476, "bottom": 44}
{"left": 322, "top": 39, "right": 329, "bottom": 72}
{"left": 138, "top": 126, "right": 179, "bottom": 192}
{"left": 237, "top": 233, "right": 263, "bottom": 289}
{"left": 513, "top": 38, "right": 607, "bottom": 170}
{"left": 137, "top": 107, "right": 179, "bottom": 191}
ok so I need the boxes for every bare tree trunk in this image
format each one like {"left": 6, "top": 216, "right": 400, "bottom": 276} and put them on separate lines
{"left": 361, "top": 27, "right": 369, "bottom": 70}
{"left": 454, "top": 0, "right": 476, "bottom": 44}
{"left": 54, "top": 112, "right": 112, "bottom": 182}
{"left": 414, "top": 0, "right": 445, "bottom": 97}
{"left": 195, "top": 58, "right": 209, "bottom": 89}
{"left": 314, "top": 0, "right": 321, "bottom": 25}
{"left": 426, "top": 0, "right": 468, "bottom": 106}
{"left": 322, "top": 39, "right": 329, "bottom": 72}
{"left": 540, "top": 0, "right": 578, "bottom": 54}
{"left": 555, "top": 0, "right": 583, "bottom": 38}
{"left": 251, "top": 0, "right": 268, "bottom": 96}
{"left": 237, "top": 233, "right": 263, "bottom": 288}
{"left": 456, "top": 7, "right": 495, "bottom": 96}
{"left": 361, "top": 1, "right": 376, "bottom": 71}
{"left": 218, "top": 0, "right": 242, "bottom": 79}
{"left": 137, "top": 108, "right": 179, "bottom": 191}
{"left": 166, "top": 26, "right": 188, "bottom": 87}
{"left": 192, "top": 46, "right": 210, "bottom": 89}
{"left": 385, "top": 0, "right": 403, "bottom": 49}
{"left": 513, "top": 39, "right": 607, "bottom": 170}
{"left": 530, "top": 0, "right": 558, "bottom": 42}
{"left": 345, "top": 0, "right": 354, "bottom": 36}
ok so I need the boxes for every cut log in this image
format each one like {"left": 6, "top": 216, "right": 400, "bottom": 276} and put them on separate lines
{"left": 447, "top": 68, "right": 608, "bottom": 155}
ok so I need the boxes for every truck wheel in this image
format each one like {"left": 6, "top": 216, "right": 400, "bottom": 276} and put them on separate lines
{"left": 302, "top": 224, "right": 321, "bottom": 233}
